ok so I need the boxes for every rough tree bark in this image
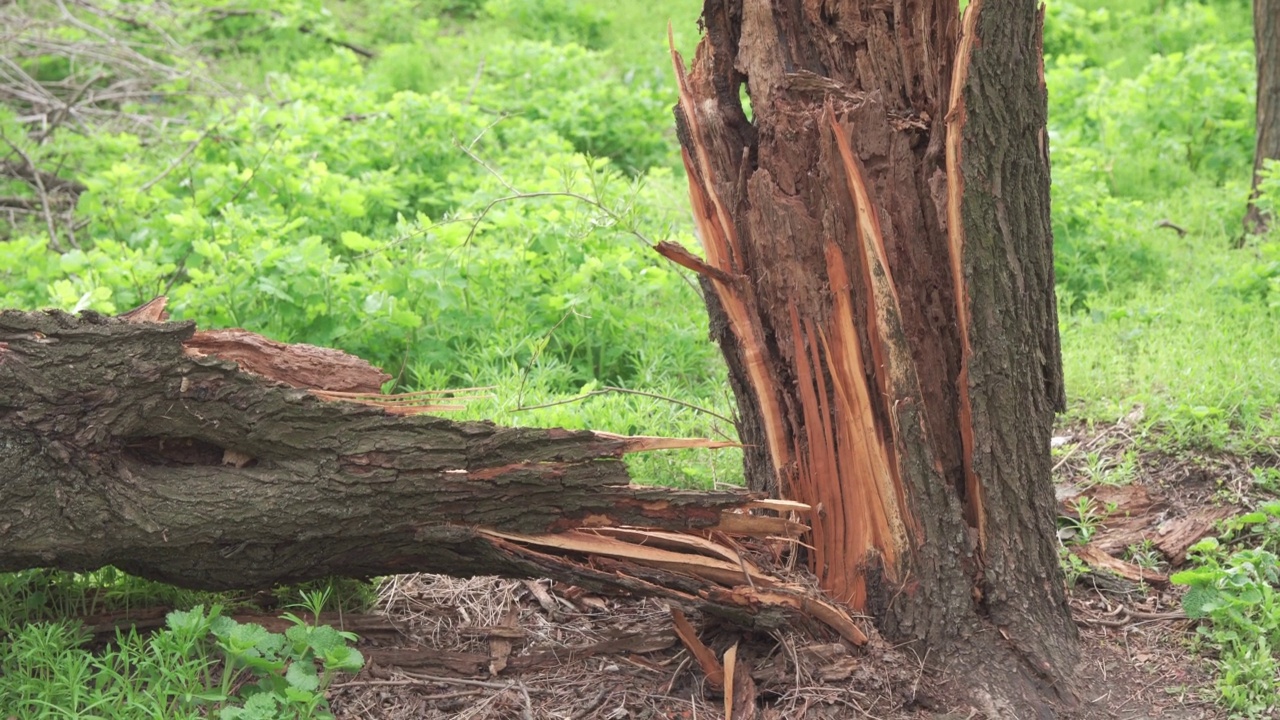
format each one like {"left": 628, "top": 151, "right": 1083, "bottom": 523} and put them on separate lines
{"left": 0, "top": 308, "right": 866, "bottom": 644}
{"left": 667, "top": 0, "right": 1077, "bottom": 713}
{"left": 1245, "top": 0, "right": 1278, "bottom": 234}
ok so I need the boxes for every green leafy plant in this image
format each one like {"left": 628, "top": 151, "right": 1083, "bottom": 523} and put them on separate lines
{"left": 1251, "top": 468, "right": 1280, "bottom": 495}
{"left": 179, "top": 603, "right": 365, "bottom": 720}
{"left": 1058, "top": 546, "right": 1091, "bottom": 587}
{"left": 1174, "top": 537, "right": 1280, "bottom": 717}
{"left": 205, "top": 603, "right": 364, "bottom": 720}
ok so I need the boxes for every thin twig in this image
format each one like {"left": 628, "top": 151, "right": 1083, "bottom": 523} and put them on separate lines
{"left": 139, "top": 121, "right": 220, "bottom": 192}
{"left": 463, "top": 188, "right": 614, "bottom": 246}
{"left": 1154, "top": 219, "right": 1187, "bottom": 237}
{"left": 515, "top": 310, "right": 580, "bottom": 409}
{"left": 396, "top": 670, "right": 546, "bottom": 692}
{"left": 161, "top": 164, "right": 200, "bottom": 295}
{"left": 0, "top": 132, "right": 64, "bottom": 251}
{"left": 225, "top": 123, "right": 285, "bottom": 205}
{"left": 569, "top": 687, "right": 612, "bottom": 720}
{"left": 297, "top": 24, "right": 376, "bottom": 59}
{"left": 328, "top": 680, "right": 483, "bottom": 701}
{"left": 517, "top": 681, "right": 534, "bottom": 720}
{"left": 466, "top": 113, "right": 508, "bottom": 151}
{"left": 1075, "top": 605, "right": 1187, "bottom": 628}
{"left": 452, "top": 141, "right": 704, "bottom": 298}
{"left": 464, "top": 57, "right": 486, "bottom": 105}
{"left": 516, "top": 385, "right": 734, "bottom": 425}
{"left": 662, "top": 653, "right": 691, "bottom": 696}
{"left": 35, "top": 70, "right": 102, "bottom": 141}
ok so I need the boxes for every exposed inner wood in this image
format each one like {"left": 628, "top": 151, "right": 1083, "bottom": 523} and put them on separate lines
{"left": 668, "top": 8, "right": 964, "bottom": 613}
{"left": 670, "top": 607, "right": 726, "bottom": 689}
{"left": 819, "top": 242, "right": 903, "bottom": 605}
{"left": 184, "top": 327, "right": 393, "bottom": 394}
{"left": 671, "top": 37, "right": 794, "bottom": 489}
{"left": 945, "top": 0, "right": 987, "bottom": 550}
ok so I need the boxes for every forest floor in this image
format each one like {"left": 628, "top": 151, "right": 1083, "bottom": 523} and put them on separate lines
{"left": 308, "top": 423, "right": 1262, "bottom": 719}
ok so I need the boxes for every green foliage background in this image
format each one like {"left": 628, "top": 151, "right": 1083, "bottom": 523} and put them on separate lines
{"left": 4, "top": 0, "right": 1277, "bottom": 458}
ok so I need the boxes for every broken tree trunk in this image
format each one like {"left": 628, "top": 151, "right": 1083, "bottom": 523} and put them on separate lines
{"left": 0, "top": 308, "right": 864, "bottom": 644}
{"left": 669, "top": 0, "right": 1078, "bottom": 713}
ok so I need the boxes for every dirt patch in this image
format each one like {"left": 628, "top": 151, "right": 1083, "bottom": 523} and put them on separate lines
{"left": 1073, "top": 589, "right": 1225, "bottom": 720}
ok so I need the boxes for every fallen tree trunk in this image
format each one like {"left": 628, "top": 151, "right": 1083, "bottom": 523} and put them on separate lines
{"left": 0, "top": 307, "right": 863, "bottom": 643}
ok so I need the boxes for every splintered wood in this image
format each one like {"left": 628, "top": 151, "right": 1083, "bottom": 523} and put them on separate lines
{"left": 666, "top": 4, "right": 995, "bottom": 616}
{"left": 945, "top": 0, "right": 987, "bottom": 549}
{"left": 482, "top": 526, "right": 869, "bottom": 646}
{"left": 668, "top": 27, "right": 793, "bottom": 484}
{"left": 184, "top": 328, "right": 394, "bottom": 394}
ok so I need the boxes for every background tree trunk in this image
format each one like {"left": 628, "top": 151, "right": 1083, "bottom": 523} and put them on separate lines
{"left": 671, "top": 0, "right": 1077, "bottom": 711}
{"left": 0, "top": 309, "right": 865, "bottom": 643}
{"left": 1246, "top": 0, "right": 1278, "bottom": 234}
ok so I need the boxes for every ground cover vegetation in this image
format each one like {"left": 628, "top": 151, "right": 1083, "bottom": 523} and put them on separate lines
{"left": 0, "top": 0, "right": 1277, "bottom": 715}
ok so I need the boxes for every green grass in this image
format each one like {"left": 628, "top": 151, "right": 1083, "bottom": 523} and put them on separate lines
{"left": 0, "top": 594, "right": 364, "bottom": 719}
{"left": 602, "top": 0, "right": 701, "bottom": 67}
{"left": 1060, "top": 181, "right": 1280, "bottom": 454}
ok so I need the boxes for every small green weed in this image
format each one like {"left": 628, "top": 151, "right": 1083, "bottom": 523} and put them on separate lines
{"left": 1080, "top": 448, "right": 1139, "bottom": 487}
{"left": 211, "top": 603, "right": 365, "bottom": 719}
{"left": 1251, "top": 468, "right": 1280, "bottom": 495}
{"left": 1058, "top": 546, "right": 1091, "bottom": 587}
{"left": 1125, "top": 539, "right": 1165, "bottom": 571}
{"left": 1057, "top": 496, "right": 1114, "bottom": 544}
